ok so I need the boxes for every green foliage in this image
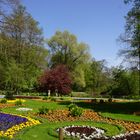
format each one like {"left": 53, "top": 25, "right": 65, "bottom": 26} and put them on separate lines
{"left": 60, "top": 97, "right": 65, "bottom": 100}
{"left": 85, "top": 59, "right": 112, "bottom": 95}
{"left": 72, "top": 65, "right": 86, "bottom": 90}
{"left": 5, "top": 91, "right": 15, "bottom": 100}
{"left": 100, "top": 99, "right": 105, "bottom": 104}
{"left": 119, "top": 0, "right": 140, "bottom": 67}
{"left": 0, "top": 5, "right": 48, "bottom": 93}
{"left": 50, "top": 97, "right": 57, "bottom": 102}
{"left": 91, "top": 98, "right": 97, "bottom": 103}
{"left": 38, "top": 106, "right": 49, "bottom": 114}
{"left": 111, "top": 68, "right": 140, "bottom": 97}
{"left": 47, "top": 31, "right": 90, "bottom": 69}
{"left": 47, "top": 30, "right": 90, "bottom": 90}
{"left": 68, "top": 103, "right": 77, "bottom": 111}
{"left": 70, "top": 106, "right": 83, "bottom": 117}
{"left": 68, "top": 103, "right": 83, "bottom": 117}
{"left": 42, "top": 96, "right": 51, "bottom": 100}
{"left": 15, "top": 100, "right": 23, "bottom": 106}
{"left": 108, "top": 98, "right": 112, "bottom": 103}
{"left": 4, "top": 60, "right": 25, "bottom": 93}
{"left": 0, "top": 98, "right": 7, "bottom": 104}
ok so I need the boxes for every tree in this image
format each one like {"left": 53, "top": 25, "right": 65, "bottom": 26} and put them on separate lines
{"left": 48, "top": 31, "right": 90, "bottom": 69}
{"left": 85, "top": 59, "right": 112, "bottom": 95}
{"left": 0, "top": 5, "right": 44, "bottom": 63}
{"left": 4, "top": 60, "right": 25, "bottom": 94}
{"left": 47, "top": 30, "right": 90, "bottom": 89}
{"left": 38, "top": 65, "right": 72, "bottom": 95}
{"left": 111, "top": 67, "right": 140, "bottom": 97}
{"left": 0, "top": 0, "right": 20, "bottom": 27}
{"left": 0, "top": 4, "right": 48, "bottom": 93}
{"left": 72, "top": 65, "right": 86, "bottom": 91}
{"left": 119, "top": 0, "right": 140, "bottom": 68}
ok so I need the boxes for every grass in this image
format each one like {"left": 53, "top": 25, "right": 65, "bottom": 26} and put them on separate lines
{"left": 1, "top": 99, "right": 68, "bottom": 115}
{"left": 13, "top": 121, "right": 124, "bottom": 140}
{"left": 100, "top": 112, "right": 140, "bottom": 122}
{"left": 71, "top": 92, "right": 90, "bottom": 97}
{"left": 74, "top": 101, "right": 140, "bottom": 114}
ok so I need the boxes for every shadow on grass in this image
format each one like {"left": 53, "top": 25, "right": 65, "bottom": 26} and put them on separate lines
{"left": 58, "top": 101, "right": 140, "bottom": 114}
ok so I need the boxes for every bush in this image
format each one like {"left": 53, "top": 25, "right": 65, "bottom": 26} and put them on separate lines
{"left": 51, "top": 97, "right": 57, "bottom": 102}
{"left": 0, "top": 98, "right": 7, "bottom": 104}
{"left": 42, "top": 96, "right": 51, "bottom": 100}
{"left": 68, "top": 103, "right": 77, "bottom": 111}
{"left": 99, "top": 99, "right": 104, "bottom": 103}
{"left": 91, "top": 99, "right": 97, "bottom": 103}
{"left": 70, "top": 106, "right": 83, "bottom": 117}
{"left": 108, "top": 98, "right": 112, "bottom": 103}
{"left": 38, "top": 106, "right": 49, "bottom": 114}
{"left": 60, "top": 97, "right": 65, "bottom": 100}
{"left": 15, "top": 100, "right": 23, "bottom": 106}
{"left": 5, "top": 91, "right": 15, "bottom": 100}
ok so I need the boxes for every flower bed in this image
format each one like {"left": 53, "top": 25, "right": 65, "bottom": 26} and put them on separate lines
{"left": 0, "top": 103, "right": 15, "bottom": 109}
{"left": 0, "top": 113, "right": 27, "bottom": 131}
{"left": 7, "top": 99, "right": 26, "bottom": 103}
{"left": 58, "top": 125, "right": 140, "bottom": 140}
{"left": 16, "top": 107, "right": 33, "bottom": 111}
{"left": 14, "top": 95, "right": 41, "bottom": 99}
{"left": 61, "top": 125, "right": 106, "bottom": 139}
{"left": 0, "top": 113, "right": 40, "bottom": 138}
{"left": 36, "top": 109, "right": 140, "bottom": 132}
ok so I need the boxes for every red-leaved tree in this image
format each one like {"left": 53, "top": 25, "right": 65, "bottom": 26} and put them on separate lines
{"left": 38, "top": 65, "right": 72, "bottom": 95}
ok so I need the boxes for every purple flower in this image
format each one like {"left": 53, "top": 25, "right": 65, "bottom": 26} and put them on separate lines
{"left": 0, "top": 113, "right": 28, "bottom": 131}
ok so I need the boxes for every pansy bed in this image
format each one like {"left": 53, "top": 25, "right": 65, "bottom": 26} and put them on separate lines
{"left": 59, "top": 125, "right": 140, "bottom": 140}
{"left": 0, "top": 112, "right": 40, "bottom": 138}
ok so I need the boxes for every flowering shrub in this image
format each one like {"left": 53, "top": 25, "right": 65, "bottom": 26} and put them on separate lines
{"left": 0, "top": 113, "right": 40, "bottom": 138}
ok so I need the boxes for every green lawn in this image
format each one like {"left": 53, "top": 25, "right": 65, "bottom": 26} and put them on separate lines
{"left": 74, "top": 101, "right": 140, "bottom": 123}
{"left": 100, "top": 112, "right": 140, "bottom": 122}
{"left": 75, "top": 101, "right": 140, "bottom": 114}
{"left": 14, "top": 121, "right": 124, "bottom": 140}
{"left": 1, "top": 99, "right": 68, "bottom": 115}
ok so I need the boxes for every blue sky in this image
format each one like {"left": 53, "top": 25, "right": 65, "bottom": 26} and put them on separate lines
{"left": 22, "top": 0, "right": 131, "bottom": 67}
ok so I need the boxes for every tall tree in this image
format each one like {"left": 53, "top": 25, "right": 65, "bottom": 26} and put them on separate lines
{"left": 85, "top": 59, "right": 111, "bottom": 95}
{"left": 111, "top": 67, "right": 140, "bottom": 97}
{"left": 119, "top": 0, "right": 140, "bottom": 68}
{"left": 47, "top": 31, "right": 90, "bottom": 70}
{"left": 47, "top": 30, "right": 90, "bottom": 89}
{"left": 0, "top": 5, "right": 48, "bottom": 93}
{"left": 0, "top": 0, "right": 20, "bottom": 25}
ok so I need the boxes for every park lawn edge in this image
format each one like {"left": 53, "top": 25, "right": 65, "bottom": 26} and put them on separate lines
{"left": 100, "top": 112, "right": 140, "bottom": 123}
